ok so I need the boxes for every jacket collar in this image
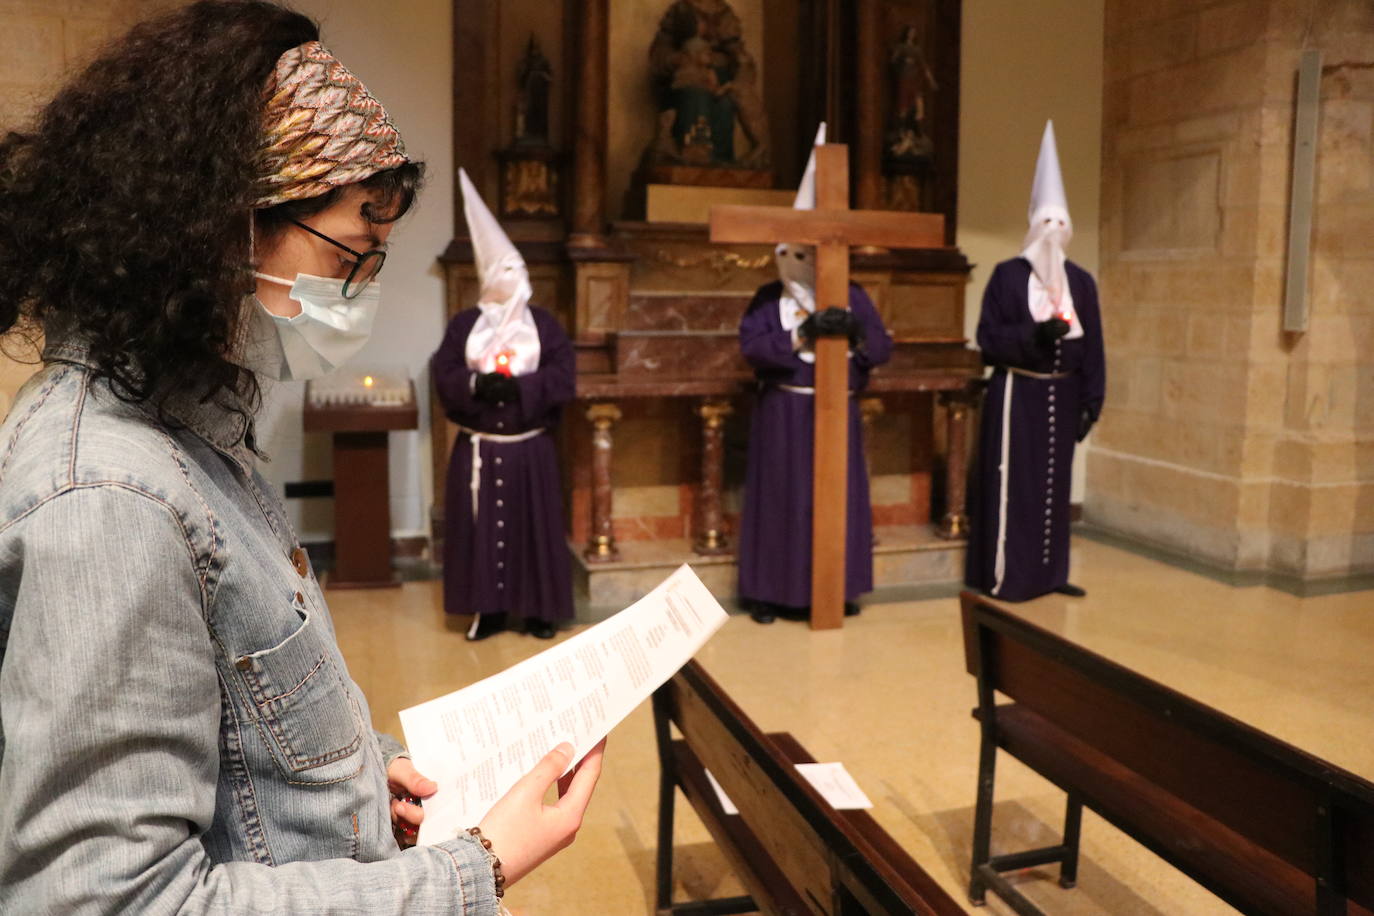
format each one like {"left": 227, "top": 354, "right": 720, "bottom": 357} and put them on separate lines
{"left": 43, "top": 338, "right": 267, "bottom": 475}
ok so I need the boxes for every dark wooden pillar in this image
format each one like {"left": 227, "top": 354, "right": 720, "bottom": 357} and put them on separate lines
{"left": 854, "top": 0, "right": 885, "bottom": 212}
{"left": 694, "top": 399, "right": 734, "bottom": 556}
{"left": 585, "top": 402, "right": 622, "bottom": 561}
{"left": 452, "top": 0, "right": 500, "bottom": 234}
{"left": 569, "top": 0, "right": 609, "bottom": 248}
{"left": 938, "top": 388, "right": 974, "bottom": 539}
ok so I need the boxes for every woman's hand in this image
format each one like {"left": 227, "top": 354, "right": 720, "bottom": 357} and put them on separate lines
{"left": 477, "top": 739, "right": 607, "bottom": 887}
{"left": 387, "top": 757, "right": 438, "bottom": 849}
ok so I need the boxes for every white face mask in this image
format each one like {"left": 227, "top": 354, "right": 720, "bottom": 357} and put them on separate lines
{"left": 249, "top": 271, "right": 381, "bottom": 381}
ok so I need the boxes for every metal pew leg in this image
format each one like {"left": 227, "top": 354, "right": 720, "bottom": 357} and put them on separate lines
{"left": 656, "top": 769, "right": 676, "bottom": 913}
{"left": 1060, "top": 793, "right": 1083, "bottom": 889}
{"left": 968, "top": 730, "right": 998, "bottom": 905}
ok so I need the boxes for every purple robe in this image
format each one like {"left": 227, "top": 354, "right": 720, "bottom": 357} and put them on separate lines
{"left": 965, "top": 258, "right": 1107, "bottom": 602}
{"left": 431, "top": 306, "right": 574, "bottom": 621}
{"left": 737, "top": 282, "right": 894, "bottom": 608}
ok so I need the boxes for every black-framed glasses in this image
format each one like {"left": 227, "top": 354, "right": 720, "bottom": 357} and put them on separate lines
{"left": 287, "top": 217, "right": 387, "bottom": 299}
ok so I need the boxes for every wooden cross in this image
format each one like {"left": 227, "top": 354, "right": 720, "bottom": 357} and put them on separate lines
{"left": 710, "top": 143, "right": 946, "bottom": 630}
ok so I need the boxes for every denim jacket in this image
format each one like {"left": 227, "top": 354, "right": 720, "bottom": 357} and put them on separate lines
{"left": 0, "top": 342, "right": 499, "bottom": 914}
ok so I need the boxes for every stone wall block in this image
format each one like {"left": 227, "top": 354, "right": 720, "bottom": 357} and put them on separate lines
{"left": 1127, "top": 14, "right": 1198, "bottom": 78}
{"left": 0, "top": 14, "right": 64, "bottom": 87}
{"left": 1336, "top": 261, "right": 1374, "bottom": 314}
{"left": 1198, "top": 0, "right": 1269, "bottom": 56}
{"left": 1186, "top": 311, "right": 1228, "bottom": 358}
{"left": 1132, "top": 357, "right": 1164, "bottom": 412}
{"left": 1219, "top": 204, "right": 1259, "bottom": 258}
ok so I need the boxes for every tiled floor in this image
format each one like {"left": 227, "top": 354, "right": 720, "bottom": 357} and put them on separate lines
{"left": 329, "top": 537, "right": 1374, "bottom": 915}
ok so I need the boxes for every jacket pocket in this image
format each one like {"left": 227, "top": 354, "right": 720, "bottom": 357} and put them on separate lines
{"left": 232, "top": 601, "right": 364, "bottom": 784}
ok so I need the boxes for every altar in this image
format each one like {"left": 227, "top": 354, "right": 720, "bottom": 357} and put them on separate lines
{"left": 436, "top": 0, "right": 979, "bottom": 615}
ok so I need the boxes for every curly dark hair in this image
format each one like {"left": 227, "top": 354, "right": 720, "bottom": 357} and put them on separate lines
{"left": 0, "top": 0, "right": 422, "bottom": 428}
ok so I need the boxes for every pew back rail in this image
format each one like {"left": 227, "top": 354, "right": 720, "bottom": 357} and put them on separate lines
{"left": 653, "top": 659, "right": 965, "bottom": 916}
{"left": 960, "top": 590, "right": 1374, "bottom": 916}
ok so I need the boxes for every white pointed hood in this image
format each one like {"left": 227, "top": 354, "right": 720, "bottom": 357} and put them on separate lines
{"left": 776, "top": 123, "right": 826, "bottom": 348}
{"left": 1020, "top": 121, "right": 1081, "bottom": 337}
{"left": 792, "top": 122, "right": 826, "bottom": 210}
{"left": 460, "top": 168, "right": 540, "bottom": 375}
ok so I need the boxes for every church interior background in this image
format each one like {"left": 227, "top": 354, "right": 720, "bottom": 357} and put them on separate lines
{"left": 1, "top": 0, "right": 1371, "bottom": 913}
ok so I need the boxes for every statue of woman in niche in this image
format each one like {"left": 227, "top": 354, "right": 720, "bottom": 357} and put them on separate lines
{"left": 887, "top": 24, "right": 937, "bottom": 162}
{"left": 647, "top": 0, "right": 770, "bottom": 170}
{"left": 515, "top": 35, "right": 552, "bottom": 147}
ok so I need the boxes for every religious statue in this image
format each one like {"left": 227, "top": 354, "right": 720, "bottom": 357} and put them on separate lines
{"left": 645, "top": 0, "right": 770, "bottom": 171}
{"left": 498, "top": 35, "right": 561, "bottom": 220}
{"left": 886, "top": 24, "right": 938, "bottom": 163}
{"left": 515, "top": 35, "right": 552, "bottom": 147}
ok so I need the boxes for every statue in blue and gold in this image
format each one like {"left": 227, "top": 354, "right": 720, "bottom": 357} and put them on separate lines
{"left": 647, "top": 0, "right": 769, "bottom": 170}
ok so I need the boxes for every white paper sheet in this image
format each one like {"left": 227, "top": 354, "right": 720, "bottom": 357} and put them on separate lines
{"left": 705, "top": 763, "right": 873, "bottom": 816}
{"left": 703, "top": 768, "right": 739, "bottom": 815}
{"left": 795, "top": 762, "right": 874, "bottom": 810}
{"left": 400, "top": 564, "right": 729, "bottom": 845}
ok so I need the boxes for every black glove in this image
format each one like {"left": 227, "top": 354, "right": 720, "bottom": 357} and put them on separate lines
{"left": 474, "top": 372, "right": 520, "bottom": 403}
{"left": 801, "top": 306, "right": 856, "bottom": 340}
{"left": 472, "top": 372, "right": 498, "bottom": 402}
{"left": 1034, "top": 317, "right": 1071, "bottom": 349}
{"left": 814, "top": 306, "right": 854, "bottom": 337}
{"left": 1077, "top": 407, "right": 1096, "bottom": 443}
{"left": 846, "top": 315, "right": 864, "bottom": 352}
{"left": 492, "top": 373, "right": 521, "bottom": 402}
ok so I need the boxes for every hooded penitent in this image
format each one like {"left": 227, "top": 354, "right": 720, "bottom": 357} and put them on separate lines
{"left": 1020, "top": 120, "right": 1082, "bottom": 339}
{"left": 775, "top": 122, "right": 827, "bottom": 351}
{"left": 459, "top": 168, "right": 541, "bottom": 377}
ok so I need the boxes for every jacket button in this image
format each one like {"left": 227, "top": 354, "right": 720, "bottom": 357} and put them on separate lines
{"left": 235, "top": 657, "right": 252, "bottom": 672}
{"left": 294, "top": 591, "right": 305, "bottom": 605}
{"left": 291, "top": 547, "right": 309, "bottom": 577}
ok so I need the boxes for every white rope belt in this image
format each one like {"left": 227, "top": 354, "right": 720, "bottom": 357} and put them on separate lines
{"left": 1004, "top": 366, "right": 1071, "bottom": 381}
{"left": 457, "top": 425, "right": 546, "bottom": 519}
{"left": 777, "top": 385, "right": 856, "bottom": 396}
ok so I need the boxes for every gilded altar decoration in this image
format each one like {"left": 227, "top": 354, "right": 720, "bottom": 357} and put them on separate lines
{"left": 644, "top": 0, "right": 770, "bottom": 174}
{"left": 650, "top": 247, "right": 772, "bottom": 278}
{"left": 498, "top": 36, "right": 562, "bottom": 220}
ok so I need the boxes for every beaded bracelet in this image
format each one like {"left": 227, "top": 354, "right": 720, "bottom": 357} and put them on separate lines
{"left": 467, "top": 826, "right": 507, "bottom": 899}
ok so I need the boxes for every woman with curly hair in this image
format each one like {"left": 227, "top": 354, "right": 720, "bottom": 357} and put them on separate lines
{"left": 0, "top": 3, "right": 602, "bottom": 912}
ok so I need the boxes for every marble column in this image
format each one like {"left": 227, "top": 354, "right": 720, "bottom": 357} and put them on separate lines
{"left": 859, "top": 396, "right": 884, "bottom": 545}
{"left": 694, "top": 399, "right": 734, "bottom": 556}
{"left": 585, "top": 402, "right": 622, "bottom": 562}
{"left": 938, "top": 389, "right": 974, "bottom": 539}
{"left": 569, "top": 0, "right": 609, "bottom": 248}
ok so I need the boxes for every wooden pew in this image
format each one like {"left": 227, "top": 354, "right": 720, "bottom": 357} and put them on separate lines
{"left": 960, "top": 590, "right": 1374, "bottom": 916}
{"left": 652, "top": 659, "right": 965, "bottom": 916}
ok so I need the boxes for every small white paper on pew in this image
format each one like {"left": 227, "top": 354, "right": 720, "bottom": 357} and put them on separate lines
{"left": 704, "top": 768, "right": 740, "bottom": 816}
{"left": 401, "top": 564, "right": 729, "bottom": 845}
{"left": 705, "top": 763, "right": 872, "bottom": 815}
{"left": 796, "top": 762, "right": 874, "bottom": 810}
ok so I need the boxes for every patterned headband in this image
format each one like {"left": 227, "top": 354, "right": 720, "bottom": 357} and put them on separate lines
{"left": 255, "top": 41, "right": 409, "bottom": 208}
